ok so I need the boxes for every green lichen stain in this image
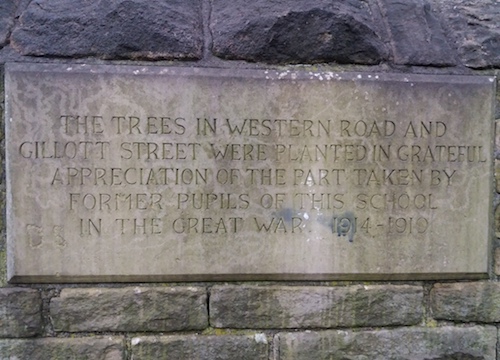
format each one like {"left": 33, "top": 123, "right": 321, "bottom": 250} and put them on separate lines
{"left": 202, "top": 328, "right": 258, "bottom": 336}
{"left": 425, "top": 318, "right": 438, "bottom": 328}
{"left": 0, "top": 250, "right": 6, "bottom": 287}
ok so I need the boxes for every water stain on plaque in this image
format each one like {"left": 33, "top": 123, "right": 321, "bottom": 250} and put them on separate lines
{"left": 319, "top": 211, "right": 357, "bottom": 242}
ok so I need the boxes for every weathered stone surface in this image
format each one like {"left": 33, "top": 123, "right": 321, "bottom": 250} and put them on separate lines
{"left": 378, "top": 0, "right": 456, "bottom": 66}
{"left": 0, "top": 288, "right": 42, "bottom": 337}
{"left": 210, "top": 285, "right": 423, "bottom": 329}
{"left": 433, "top": 0, "right": 500, "bottom": 68}
{"left": 495, "top": 78, "right": 500, "bottom": 121}
{"left": 496, "top": 159, "right": 500, "bottom": 193}
{"left": 495, "top": 248, "right": 500, "bottom": 276}
{"left": 0, "top": 1, "right": 16, "bottom": 48}
{"left": 211, "top": 0, "right": 388, "bottom": 64}
{"left": 431, "top": 282, "right": 500, "bottom": 322}
{"left": 495, "top": 121, "right": 500, "bottom": 159}
{"left": 11, "top": 0, "right": 202, "bottom": 59}
{"left": 0, "top": 66, "right": 5, "bottom": 264}
{"left": 495, "top": 120, "right": 500, "bottom": 159}
{"left": 496, "top": 205, "right": 500, "bottom": 238}
{"left": 131, "top": 335, "right": 268, "bottom": 360}
{"left": 0, "top": 337, "right": 124, "bottom": 360}
{"left": 50, "top": 287, "right": 207, "bottom": 332}
{"left": 276, "top": 326, "right": 497, "bottom": 360}
{"left": 5, "top": 64, "right": 495, "bottom": 282}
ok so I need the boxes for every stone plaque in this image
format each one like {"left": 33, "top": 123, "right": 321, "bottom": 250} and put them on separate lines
{"left": 5, "top": 63, "right": 495, "bottom": 282}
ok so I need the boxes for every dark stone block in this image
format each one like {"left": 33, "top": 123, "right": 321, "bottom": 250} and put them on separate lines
{"left": 0, "top": 1, "right": 16, "bottom": 48}
{"left": 211, "top": 0, "right": 388, "bottom": 64}
{"left": 378, "top": 0, "right": 457, "bottom": 66}
{"left": 433, "top": 0, "right": 500, "bottom": 68}
{"left": 11, "top": 0, "right": 203, "bottom": 60}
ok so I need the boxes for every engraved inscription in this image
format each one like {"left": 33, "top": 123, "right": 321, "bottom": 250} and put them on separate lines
{"left": 33, "top": 111, "right": 485, "bottom": 239}
{"left": 6, "top": 65, "right": 494, "bottom": 281}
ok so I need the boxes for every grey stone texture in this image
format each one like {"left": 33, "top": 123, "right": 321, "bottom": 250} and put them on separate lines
{"left": 131, "top": 335, "right": 268, "bottom": 360}
{"left": 10, "top": 0, "right": 203, "bottom": 60}
{"left": 496, "top": 121, "right": 500, "bottom": 160}
{"left": 431, "top": 282, "right": 500, "bottom": 322}
{"left": 210, "top": 0, "right": 389, "bottom": 64}
{"left": 50, "top": 287, "right": 208, "bottom": 332}
{"left": 0, "top": 337, "right": 124, "bottom": 360}
{"left": 0, "top": 288, "right": 42, "bottom": 337}
{"left": 275, "top": 326, "right": 497, "bottom": 360}
{"left": 496, "top": 159, "right": 500, "bottom": 193}
{"left": 0, "top": 0, "right": 498, "bottom": 68}
{"left": 210, "top": 285, "right": 423, "bottom": 329}
{"left": 495, "top": 204, "right": 500, "bottom": 238}
{"left": 378, "top": 0, "right": 456, "bottom": 66}
{"left": 0, "top": 1, "right": 16, "bottom": 48}
{"left": 495, "top": 248, "right": 500, "bottom": 276}
{"left": 433, "top": 0, "right": 500, "bottom": 68}
{"left": 0, "top": 0, "right": 497, "bottom": 68}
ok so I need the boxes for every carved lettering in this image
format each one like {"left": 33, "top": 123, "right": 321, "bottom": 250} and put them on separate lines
{"left": 7, "top": 66, "right": 493, "bottom": 281}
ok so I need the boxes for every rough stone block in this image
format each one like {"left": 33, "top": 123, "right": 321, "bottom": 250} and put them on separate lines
{"left": 496, "top": 79, "right": 500, "bottom": 120}
{"left": 0, "top": 337, "right": 124, "bottom": 360}
{"left": 496, "top": 205, "right": 500, "bottom": 238}
{"left": 495, "top": 248, "right": 500, "bottom": 276}
{"left": 210, "top": 285, "right": 423, "bottom": 329}
{"left": 0, "top": 252, "right": 7, "bottom": 288}
{"left": 0, "top": 288, "right": 42, "bottom": 337}
{"left": 131, "top": 335, "right": 268, "bottom": 360}
{"left": 276, "top": 326, "right": 497, "bottom": 360}
{"left": 433, "top": 0, "right": 500, "bottom": 68}
{"left": 210, "top": 0, "right": 388, "bottom": 64}
{"left": 50, "top": 287, "right": 208, "bottom": 332}
{"left": 0, "top": 1, "right": 16, "bottom": 48}
{"left": 496, "top": 121, "right": 500, "bottom": 159}
{"left": 378, "top": 0, "right": 456, "bottom": 66}
{"left": 496, "top": 159, "right": 500, "bottom": 193}
{"left": 11, "top": 0, "right": 203, "bottom": 60}
{"left": 431, "top": 282, "right": 500, "bottom": 322}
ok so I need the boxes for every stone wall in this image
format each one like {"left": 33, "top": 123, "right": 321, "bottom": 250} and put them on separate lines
{"left": 0, "top": 0, "right": 499, "bottom": 359}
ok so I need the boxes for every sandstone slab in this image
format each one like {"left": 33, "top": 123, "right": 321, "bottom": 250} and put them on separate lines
{"left": 495, "top": 248, "right": 500, "bottom": 275}
{"left": 210, "top": 285, "right": 423, "bottom": 329}
{"left": 131, "top": 335, "right": 268, "bottom": 360}
{"left": 276, "top": 326, "right": 497, "bottom": 360}
{"left": 5, "top": 63, "right": 495, "bottom": 282}
{"left": 50, "top": 287, "right": 207, "bottom": 332}
{"left": 0, "top": 337, "right": 124, "bottom": 360}
{"left": 495, "top": 205, "right": 500, "bottom": 238}
{"left": 0, "top": 288, "right": 42, "bottom": 337}
{"left": 431, "top": 282, "right": 500, "bottom": 322}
